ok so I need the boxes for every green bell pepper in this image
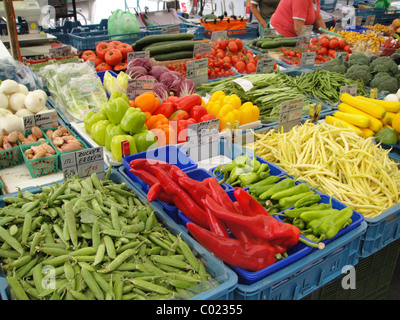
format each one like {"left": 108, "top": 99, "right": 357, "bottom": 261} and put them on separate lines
{"left": 102, "top": 97, "right": 130, "bottom": 124}
{"left": 105, "top": 123, "right": 126, "bottom": 151}
{"left": 109, "top": 91, "right": 129, "bottom": 104}
{"left": 120, "top": 107, "right": 147, "bottom": 135}
{"left": 133, "top": 130, "right": 158, "bottom": 153}
{"left": 111, "top": 135, "right": 137, "bottom": 162}
{"left": 84, "top": 111, "right": 108, "bottom": 134}
{"left": 91, "top": 120, "right": 110, "bottom": 146}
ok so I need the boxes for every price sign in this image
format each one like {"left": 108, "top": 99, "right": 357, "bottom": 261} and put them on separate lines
{"left": 49, "top": 45, "right": 72, "bottom": 56}
{"left": 256, "top": 58, "right": 275, "bottom": 74}
{"left": 211, "top": 30, "right": 228, "bottom": 42}
{"left": 263, "top": 28, "right": 277, "bottom": 35}
{"left": 340, "top": 84, "right": 357, "bottom": 96}
{"left": 296, "top": 25, "right": 313, "bottom": 49}
{"left": 334, "top": 22, "right": 344, "bottom": 32}
{"left": 278, "top": 97, "right": 304, "bottom": 132}
{"left": 23, "top": 109, "right": 58, "bottom": 131}
{"left": 193, "top": 43, "right": 212, "bottom": 57}
{"left": 300, "top": 51, "right": 316, "bottom": 67}
{"left": 232, "top": 78, "right": 254, "bottom": 92}
{"left": 356, "top": 16, "right": 363, "bottom": 26}
{"left": 162, "top": 24, "right": 180, "bottom": 34}
{"left": 126, "top": 78, "right": 155, "bottom": 100}
{"left": 186, "top": 58, "right": 208, "bottom": 86}
{"left": 127, "top": 51, "right": 150, "bottom": 61}
{"left": 365, "top": 15, "right": 375, "bottom": 26}
{"left": 187, "top": 118, "right": 220, "bottom": 162}
{"left": 61, "top": 146, "right": 105, "bottom": 180}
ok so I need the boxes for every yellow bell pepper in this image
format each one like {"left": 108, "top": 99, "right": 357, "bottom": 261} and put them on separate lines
{"left": 219, "top": 104, "right": 235, "bottom": 118}
{"left": 209, "top": 91, "right": 226, "bottom": 102}
{"left": 239, "top": 102, "right": 260, "bottom": 125}
{"left": 223, "top": 94, "right": 242, "bottom": 109}
{"left": 206, "top": 101, "right": 222, "bottom": 118}
{"left": 220, "top": 109, "right": 240, "bottom": 131}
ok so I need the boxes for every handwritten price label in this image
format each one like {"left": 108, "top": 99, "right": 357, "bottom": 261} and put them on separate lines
{"left": 23, "top": 109, "right": 58, "bottom": 131}
{"left": 61, "top": 147, "right": 105, "bottom": 180}
{"left": 186, "top": 58, "right": 208, "bottom": 86}
{"left": 279, "top": 97, "right": 304, "bottom": 132}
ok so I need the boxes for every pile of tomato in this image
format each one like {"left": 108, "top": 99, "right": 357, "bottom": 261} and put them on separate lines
{"left": 167, "top": 38, "right": 273, "bottom": 80}
{"left": 81, "top": 41, "right": 133, "bottom": 73}
{"left": 280, "top": 35, "right": 352, "bottom": 66}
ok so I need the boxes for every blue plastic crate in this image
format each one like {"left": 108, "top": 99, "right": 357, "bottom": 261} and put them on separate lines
{"left": 233, "top": 221, "right": 367, "bottom": 300}
{"left": 204, "top": 27, "right": 259, "bottom": 40}
{"left": 144, "top": 23, "right": 204, "bottom": 40}
{"left": 346, "top": 26, "right": 371, "bottom": 33}
{"left": 0, "top": 169, "right": 238, "bottom": 300}
{"left": 68, "top": 29, "right": 148, "bottom": 50}
{"left": 0, "top": 268, "right": 10, "bottom": 300}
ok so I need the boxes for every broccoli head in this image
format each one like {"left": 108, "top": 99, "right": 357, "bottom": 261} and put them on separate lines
{"left": 370, "top": 72, "right": 398, "bottom": 93}
{"left": 321, "top": 59, "right": 347, "bottom": 74}
{"left": 370, "top": 56, "right": 399, "bottom": 76}
{"left": 347, "top": 52, "right": 371, "bottom": 67}
{"left": 344, "top": 64, "right": 373, "bottom": 86}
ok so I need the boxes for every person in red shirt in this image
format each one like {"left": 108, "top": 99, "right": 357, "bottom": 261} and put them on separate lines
{"left": 270, "top": 0, "right": 326, "bottom": 37}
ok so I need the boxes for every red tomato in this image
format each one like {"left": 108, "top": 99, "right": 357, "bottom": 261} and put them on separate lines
{"left": 344, "top": 45, "right": 352, "bottom": 53}
{"left": 116, "top": 43, "right": 133, "bottom": 60}
{"left": 338, "top": 38, "right": 346, "bottom": 49}
{"left": 235, "top": 61, "right": 246, "bottom": 73}
{"left": 246, "top": 62, "right": 256, "bottom": 74}
{"left": 311, "top": 37, "right": 319, "bottom": 44}
{"left": 96, "top": 62, "right": 112, "bottom": 72}
{"left": 81, "top": 50, "right": 96, "bottom": 61}
{"left": 113, "top": 62, "right": 128, "bottom": 72}
{"left": 96, "top": 42, "right": 111, "bottom": 59}
{"left": 87, "top": 55, "right": 103, "bottom": 67}
{"left": 235, "top": 38, "right": 244, "bottom": 50}
{"left": 317, "top": 47, "right": 328, "bottom": 56}
{"left": 329, "top": 39, "right": 339, "bottom": 49}
{"left": 104, "top": 49, "right": 123, "bottom": 66}
{"left": 320, "top": 38, "right": 330, "bottom": 48}
{"left": 109, "top": 40, "right": 122, "bottom": 48}
{"left": 219, "top": 39, "right": 228, "bottom": 50}
{"left": 222, "top": 56, "right": 231, "bottom": 64}
{"left": 228, "top": 41, "right": 239, "bottom": 53}
{"left": 328, "top": 49, "right": 336, "bottom": 58}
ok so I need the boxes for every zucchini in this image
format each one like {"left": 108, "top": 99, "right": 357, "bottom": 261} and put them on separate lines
{"left": 147, "top": 41, "right": 195, "bottom": 56}
{"left": 133, "top": 33, "right": 194, "bottom": 51}
{"left": 260, "top": 38, "right": 298, "bottom": 49}
{"left": 152, "top": 51, "right": 194, "bottom": 61}
{"left": 143, "top": 41, "right": 181, "bottom": 50}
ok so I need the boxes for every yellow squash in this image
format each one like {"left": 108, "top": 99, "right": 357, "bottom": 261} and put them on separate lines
{"left": 340, "top": 93, "right": 386, "bottom": 119}
{"left": 332, "top": 111, "right": 371, "bottom": 128}
{"left": 325, "top": 115, "right": 364, "bottom": 136}
{"left": 356, "top": 96, "right": 400, "bottom": 113}
{"left": 337, "top": 102, "right": 383, "bottom": 132}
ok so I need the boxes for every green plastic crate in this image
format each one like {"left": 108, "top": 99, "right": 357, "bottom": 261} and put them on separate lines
{"left": 303, "top": 239, "right": 400, "bottom": 300}
{"left": 0, "top": 145, "right": 23, "bottom": 169}
{"left": 20, "top": 140, "right": 59, "bottom": 178}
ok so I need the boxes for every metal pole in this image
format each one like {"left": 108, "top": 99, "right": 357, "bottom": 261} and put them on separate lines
{"left": 4, "top": 0, "right": 21, "bottom": 61}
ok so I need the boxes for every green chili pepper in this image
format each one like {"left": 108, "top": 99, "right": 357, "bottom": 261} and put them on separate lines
{"left": 259, "top": 178, "right": 295, "bottom": 200}
{"left": 294, "top": 193, "right": 321, "bottom": 208}
{"left": 278, "top": 191, "right": 315, "bottom": 210}
{"left": 315, "top": 206, "right": 354, "bottom": 240}
{"left": 300, "top": 208, "right": 339, "bottom": 223}
{"left": 270, "top": 183, "right": 310, "bottom": 201}
{"left": 284, "top": 203, "right": 331, "bottom": 219}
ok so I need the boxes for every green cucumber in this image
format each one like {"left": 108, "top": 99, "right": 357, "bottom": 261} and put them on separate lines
{"left": 133, "top": 33, "right": 194, "bottom": 51}
{"left": 262, "top": 34, "right": 284, "bottom": 39}
{"left": 143, "top": 41, "right": 182, "bottom": 50}
{"left": 152, "top": 51, "right": 194, "bottom": 61}
{"left": 260, "top": 38, "right": 298, "bottom": 49}
{"left": 148, "top": 41, "right": 195, "bottom": 56}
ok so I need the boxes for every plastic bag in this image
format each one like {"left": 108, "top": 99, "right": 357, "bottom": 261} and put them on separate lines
{"left": 0, "top": 58, "right": 37, "bottom": 91}
{"left": 375, "top": 0, "right": 391, "bottom": 8}
{"left": 108, "top": 9, "right": 140, "bottom": 36}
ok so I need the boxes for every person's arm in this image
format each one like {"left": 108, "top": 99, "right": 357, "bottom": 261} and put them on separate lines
{"left": 314, "top": 14, "right": 327, "bottom": 32}
{"left": 293, "top": 18, "right": 305, "bottom": 36}
{"left": 250, "top": 3, "right": 268, "bottom": 30}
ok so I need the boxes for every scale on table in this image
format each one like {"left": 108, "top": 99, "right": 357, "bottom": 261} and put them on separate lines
{"left": 0, "top": 0, "right": 56, "bottom": 57}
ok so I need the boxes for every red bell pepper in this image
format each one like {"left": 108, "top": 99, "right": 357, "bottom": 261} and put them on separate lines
{"left": 177, "top": 118, "right": 196, "bottom": 144}
{"left": 186, "top": 222, "right": 276, "bottom": 272}
{"left": 190, "top": 105, "right": 208, "bottom": 123}
{"left": 233, "top": 187, "right": 269, "bottom": 217}
{"left": 154, "top": 100, "right": 175, "bottom": 119}
{"left": 169, "top": 110, "right": 189, "bottom": 122}
{"left": 199, "top": 114, "right": 216, "bottom": 122}
{"left": 129, "top": 159, "right": 173, "bottom": 177}
{"left": 174, "top": 95, "right": 202, "bottom": 113}
{"left": 128, "top": 168, "right": 173, "bottom": 204}
{"left": 148, "top": 166, "right": 209, "bottom": 229}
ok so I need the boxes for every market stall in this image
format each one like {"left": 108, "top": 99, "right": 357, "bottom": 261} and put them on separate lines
{"left": 1, "top": 0, "right": 400, "bottom": 302}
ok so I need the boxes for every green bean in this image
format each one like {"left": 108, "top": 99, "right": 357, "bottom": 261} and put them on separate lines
{"left": 0, "top": 225, "right": 24, "bottom": 255}
{"left": 64, "top": 203, "right": 78, "bottom": 248}
{"left": 7, "top": 277, "right": 30, "bottom": 300}
{"left": 103, "top": 235, "right": 116, "bottom": 260}
{"left": 103, "top": 248, "right": 137, "bottom": 273}
{"left": 81, "top": 267, "right": 104, "bottom": 300}
{"left": 93, "top": 243, "right": 106, "bottom": 266}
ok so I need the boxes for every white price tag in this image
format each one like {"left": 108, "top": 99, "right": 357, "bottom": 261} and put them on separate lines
{"left": 193, "top": 43, "right": 212, "bottom": 57}
{"left": 61, "top": 147, "right": 105, "bottom": 180}
{"left": 127, "top": 51, "right": 150, "bottom": 61}
{"left": 278, "top": 97, "right": 304, "bottom": 132}
{"left": 232, "top": 78, "right": 254, "bottom": 92}
{"left": 263, "top": 28, "right": 277, "bottom": 35}
{"left": 256, "top": 58, "right": 275, "bottom": 74}
{"left": 23, "top": 109, "right": 58, "bottom": 131}
{"left": 186, "top": 58, "right": 208, "bottom": 86}
{"left": 162, "top": 24, "right": 180, "bottom": 34}
{"left": 340, "top": 84, "right": 357, "bottom": 96}
{"left": 126, "top": 79, "right": 155, "bottom": 100}
{"left": 211, "top": 30, "right": 228, "bottom": 42}
{"left": 300, "top": 51, "right": 316, "bottom": 67}
{"left": 187, "top": 119, "right": 220, "bottom": 162}
{"left": 296, "top": 25, "right": 313, "bottom": 49}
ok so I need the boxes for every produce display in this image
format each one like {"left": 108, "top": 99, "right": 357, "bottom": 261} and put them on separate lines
{"left": 0, "top": 171, "right": 215, "bottom": 300}
{"left": 246, "top": 121, "right": 400, "bottom": 218}
{"left": 244, "top": 34, "right": 298, "bottom": 53}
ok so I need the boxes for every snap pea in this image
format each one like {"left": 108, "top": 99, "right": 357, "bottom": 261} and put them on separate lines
{"left": 103, "top": 248, "right": 138, "bottom": 273}
{"left": 130, "top": 278, "right": 170, "bottom": 295}
{"left": 7, "top": 277, "right": 30, "bottom": 300}
{"left": 92, "top": 272, "right": 113, "bottom": 295}
{"left": 9, "top": 225, "right": 18, "bottom": 237}
{"left": 6, "top": 254, "right": 33, "bottom": 270}
{"left": 81, "top": 267, "right": 104, "bottom": 300}
{"left": 0, "top": 225, "right": 24, "bottom": 255}
{"left": 93, "top": 243, "right": 106, "bottom": 266}
{"left": 15, "top": 256, "right": 39, "bottom": 279}
{"left": 64, "top": 203, "right": 78, "bottom": 248}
